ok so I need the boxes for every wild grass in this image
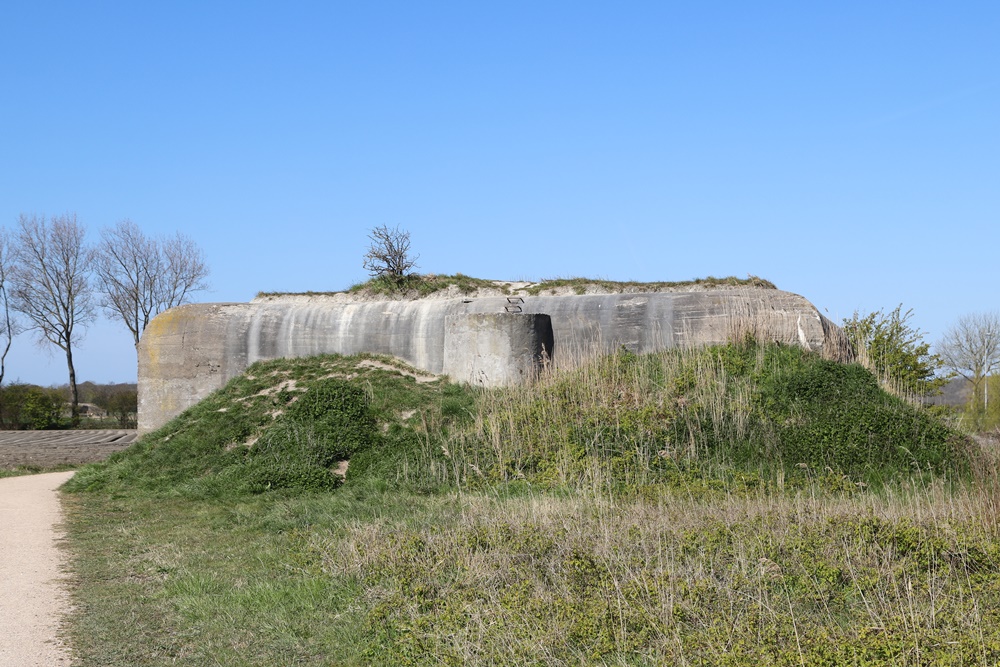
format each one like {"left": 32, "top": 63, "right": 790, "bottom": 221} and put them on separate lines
{"left": 1, "top": 465, "right": 39, "bottom": 479}
{"left": 348, "top": 272, "right": 508, "bottom": 297}
{"left": 449, "top": 343, "right": 966, "bottom": 492}
{"left": 327, "top": 479, "right": 1000, "bottom": 665}
{"left": 258, "top": 273, "right": 508, "bottom": 299}
{"left": 0, "top": 464, "right": 75, "bottom": 479}
{"left": 521, "top": 274, "right": 777, "bottom": 296}
{"left": 65, "top": 471, "right": 1000, "bottom": 665}
{"left": 257, "top": 273, "right": 777, "bottom": 300}
{"left": 63, "top": 345, "right": 1000, "bottom": 666}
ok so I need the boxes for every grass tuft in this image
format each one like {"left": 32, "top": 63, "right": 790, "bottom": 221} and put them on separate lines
{"left": 521, "top": 273, "right": 776, "bottom": 295}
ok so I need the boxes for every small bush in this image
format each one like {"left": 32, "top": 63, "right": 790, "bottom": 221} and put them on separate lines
{"left": 0, "top": 383, "right": 63, "bottom": 430}
{"left": 284, "top": 380, "right": 375, "bottom": 461}
{"left": 242, "top": 458, "right": 342, "bottom": 494}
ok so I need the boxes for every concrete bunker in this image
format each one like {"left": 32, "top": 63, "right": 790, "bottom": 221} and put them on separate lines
{"left": 137, "top": 288, "right": 848, "bottom": 434}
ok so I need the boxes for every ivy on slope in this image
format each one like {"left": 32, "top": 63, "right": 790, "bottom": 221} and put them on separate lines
{"left": 717, "top": 344, "right": 962, "bottom": 477}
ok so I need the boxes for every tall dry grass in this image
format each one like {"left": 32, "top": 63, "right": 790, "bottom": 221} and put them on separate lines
{"left": 440, "top": 335, "right": 961, "bottom": 495}
{"left": 320, "top": 470, "right": 1000, "bottom": 665}
{"left": 319, "top": 334, "right": 999, "bottom": 663}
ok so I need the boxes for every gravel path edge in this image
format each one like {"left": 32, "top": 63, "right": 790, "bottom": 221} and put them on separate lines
{"left": 0, "top": 471, "right": 76, "bottom": 666}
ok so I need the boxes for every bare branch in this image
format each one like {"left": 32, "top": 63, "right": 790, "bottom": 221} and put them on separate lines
{"left": 362, "top": 225, "right": 418, "bottom": 280}
{"left": 94, "top": 221, "right": 210, "bottom": 346}
{"left": 159, "top": 231, "right": 210, "bottom": 310}
{"left": 93, "top": 220, "right": 160, "bottom": 345}
{"left": 938, "top": 312, "right": 1000, "bottom": 383}
{"left": 937, "top": 311, "right": 1000, "bottom": 422}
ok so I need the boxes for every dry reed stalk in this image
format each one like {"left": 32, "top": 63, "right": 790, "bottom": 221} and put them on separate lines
{"left": 318, "top": 474, "right": 1000, "bottom": 663}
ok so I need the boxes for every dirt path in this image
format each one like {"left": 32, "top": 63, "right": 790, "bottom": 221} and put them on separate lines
{"left": 0, "top": 471, "right": 75, "bottom": 666}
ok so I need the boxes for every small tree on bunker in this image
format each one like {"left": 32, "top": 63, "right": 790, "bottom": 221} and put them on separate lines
{"left": 362, "top": 225, "right": 418, "bottom": 285}
{"left": 938, "top": 311, "right": 1000, "bottom": 427}
{"left": 842, "top": 305, "right": 946, "bottom": 399}
{"left": 10, "top": 213, "right": 95, "bottom": 423}
{"left": 93, "top": 219, "right": 210, "bottom": 346}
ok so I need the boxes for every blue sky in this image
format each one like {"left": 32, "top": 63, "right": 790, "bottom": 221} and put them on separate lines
{"left": 1, "top": 2, "right": 997, "bottom": 386}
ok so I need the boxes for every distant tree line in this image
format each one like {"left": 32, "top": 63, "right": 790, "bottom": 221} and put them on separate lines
{"left": 0, "top": 381, "right": 137, "bottom": 430}
{"left": 0, "top": 214, "right": 209, "bottom": 424}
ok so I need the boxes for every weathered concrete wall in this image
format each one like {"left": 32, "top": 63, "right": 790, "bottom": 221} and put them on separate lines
{"left": 138, "top": 289, "right": 846, "bottom": 434}
{"left": 443, "top": 313, "right": 554, "bottom": 386}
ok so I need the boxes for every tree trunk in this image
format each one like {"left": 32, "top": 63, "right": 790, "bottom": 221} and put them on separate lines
{"left": 65, "top": 345, "right": 79, "bottom": 426}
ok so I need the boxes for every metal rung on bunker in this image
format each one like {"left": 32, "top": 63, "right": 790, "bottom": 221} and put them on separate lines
{"left": 504, "top": 296, "right": 524, "bottom": 313}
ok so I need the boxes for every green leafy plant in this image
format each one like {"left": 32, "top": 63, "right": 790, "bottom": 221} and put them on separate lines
{"left": 0, "top": 383, "right": 62, "bottom": 429}
{"left": 842, "top": 305, "right": 947, "bottom": 399}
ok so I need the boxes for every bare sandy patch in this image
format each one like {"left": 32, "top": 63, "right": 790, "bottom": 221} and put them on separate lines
{"left": 356, "top": 359, "right": 439, "bottom": 383}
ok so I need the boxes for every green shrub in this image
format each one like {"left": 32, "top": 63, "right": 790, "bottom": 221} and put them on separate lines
{"left": 0, "top": 383, "right": 63, "bottom": 430}
{"left": 241, "top": 458, "right": 342, "bottom": 493}
{"left": 737, "top": 345, "right": 958, "bottom": 475}
{"left": 283, "top": 380, "right": 375, "bottom": 461}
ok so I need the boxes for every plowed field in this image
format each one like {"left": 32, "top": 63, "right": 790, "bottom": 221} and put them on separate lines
{"left": 0, "top": 430, "right": 137, "bottom": 468}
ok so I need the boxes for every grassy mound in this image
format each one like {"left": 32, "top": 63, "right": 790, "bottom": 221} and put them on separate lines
{"left": 63, "top": 344, "right": 994, "bottom": 666}
{"left": 454, "top": 343, "right": 970, "bottom": 493}
{"left": 69, "top": 342, "right": 969, "bottom": 501}
{"left": 65, "top": 354, "right": 474, "bottom": 497}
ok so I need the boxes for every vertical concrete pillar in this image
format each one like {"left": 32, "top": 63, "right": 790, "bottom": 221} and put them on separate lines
{"left": 443, "top": 313, "right": 554, "bottom": 387}
{"left": 137, "top": 303, "right": 250, "bottom": 435}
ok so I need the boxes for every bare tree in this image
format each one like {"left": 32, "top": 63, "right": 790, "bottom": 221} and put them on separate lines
{"left": 362, "top": 225, "right": 418, "bottom": 281}
{"left": 94, "top": 220, "right": 209, "bottom": 346}
{"left": 10, "top": 213, "right": 95, "bottom": 422}
{"left": 93, "top": 220, "right": 157, "bottom": 346}
{"left": 160, "top": 231, "right": 210, "bottom": 309}
{"left": 938, "top": 311, "right": 1000, "bottom": 419}
{"left": 0, "top": 229, "right": 21, "bottom": 418}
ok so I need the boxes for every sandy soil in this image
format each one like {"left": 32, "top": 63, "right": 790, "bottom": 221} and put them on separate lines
{"left": 0, "top": 471, "right": 75, "bottom": 666}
